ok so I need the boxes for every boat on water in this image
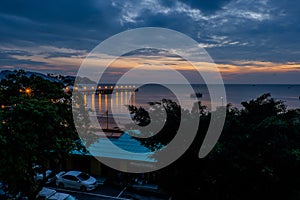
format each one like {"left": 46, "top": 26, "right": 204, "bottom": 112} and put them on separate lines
{"left": 190, "top": 93, "right": 203, "bottom": 98}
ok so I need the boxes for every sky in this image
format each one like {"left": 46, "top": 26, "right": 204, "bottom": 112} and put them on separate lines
{"left": 0, "top": 0, "right": 300, "bottom": 84}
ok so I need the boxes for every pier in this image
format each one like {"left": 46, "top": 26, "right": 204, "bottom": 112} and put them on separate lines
{"left": 72, "top": 84, "right": 137, "bottom": 94}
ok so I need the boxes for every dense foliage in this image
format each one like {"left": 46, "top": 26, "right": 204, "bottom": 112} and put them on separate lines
{"left": 128, "top": 93, "right": 300, "bottom": 200}
{"left": 0, "top": 70, "right": 81, "bottom": 199}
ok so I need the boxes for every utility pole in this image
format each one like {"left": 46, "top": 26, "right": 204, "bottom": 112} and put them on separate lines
{"left": 106, "top": 110, "right": 108, "bottom": 130}
{"left": 221, "top": 97, "right": 224, "bottom": 107}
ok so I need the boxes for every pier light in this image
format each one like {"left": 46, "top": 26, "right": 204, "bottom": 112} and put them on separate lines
{"left": 115, "top": 86, "right": 118, "bottom": 89}
{"left": 110, "top": 86, "right": 113, "bottom": 89}
{"left": 133, "top": 85, "right": 136, "bottom": 88}
{"left": 129, "top": 85, "right": 132, "bottom": 88}
{"left": 91, "top": 86, "right": 95, "bottom": 90}
{"left": 98, "top": 86, "right": 101, "bottom": 89}
{"left": 104, "top": 86, "right": 108, "bottom": 89}
{"left": 75, "top": 87, "right": 78, "bottom": 91}
{"left": 121, "top": 86, "right": 123, "bottom": 88}
{"left": 83, "top": 86, "right": 87, "bottom": 90}
{"left": 125, "top": 85, "right": 128, "bottom": 88}
{"left": 1, "top": 105, "right": 4, "bottom": 109}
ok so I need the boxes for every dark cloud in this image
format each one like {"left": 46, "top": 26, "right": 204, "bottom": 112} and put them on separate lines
{"left": 157, "top": 0, "right": 232, "bottom": 14}
{"left": 123, "top": 48, "right": 181, "bottom": 58}
{"left": 178, "top": 0, "right": 232, "bottom": 14}
{"left": 0, "top": 0, "right": 113, "bottom": 25}
{"left": 0, "top": 0, "right": 123, "bottom": 50}
{"left": 0, "top": 0, "right": 299, "bottom": 82}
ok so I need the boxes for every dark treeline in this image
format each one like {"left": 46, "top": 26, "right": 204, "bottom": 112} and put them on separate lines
{"left": 128, "top": 94, "right": 300, "bottom": 200}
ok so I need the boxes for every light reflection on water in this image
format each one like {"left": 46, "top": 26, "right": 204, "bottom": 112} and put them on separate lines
{"left": 82, "top": 84, "right": 300, "bottom": 129}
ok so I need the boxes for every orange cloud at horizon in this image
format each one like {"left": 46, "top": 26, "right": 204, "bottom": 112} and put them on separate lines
{"left": 9, "top": 53, "right": 300, "bottom": 77}
{"left": 218, "top": 61, "right": 300, "bottom": 74}
{"left": 109, "top": 56, "right": 300, "bottom": 74}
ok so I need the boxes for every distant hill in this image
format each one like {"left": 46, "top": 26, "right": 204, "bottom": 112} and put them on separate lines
{"left": 0, "top": 70, "right": 96, "bottom": 85}
{"left": 0, "top": 70, "right": 60, "bottom": 82}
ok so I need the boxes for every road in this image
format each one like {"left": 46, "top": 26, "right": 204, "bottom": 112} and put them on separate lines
{"left": 49, "top": 185, "right": 168, "bottom": 200}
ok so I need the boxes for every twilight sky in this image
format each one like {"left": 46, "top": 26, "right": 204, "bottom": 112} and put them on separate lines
{"left": 0, "top": 0, "right": 299, "bottom": 83}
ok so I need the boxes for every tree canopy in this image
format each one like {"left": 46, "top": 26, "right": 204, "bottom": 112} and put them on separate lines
{"left": 128, "top": 93, "right": 300, "bottom": 200}
{"left": 0, "top": 70, "right": 81, "bottom": 199}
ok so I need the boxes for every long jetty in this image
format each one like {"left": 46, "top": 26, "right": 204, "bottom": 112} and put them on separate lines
{"left": 72, "top": 84, "right": 138, "bottom": 94}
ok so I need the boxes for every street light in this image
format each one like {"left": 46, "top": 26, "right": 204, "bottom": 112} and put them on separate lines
{"left": 25, "top": 88, "right": 31, "bottom": 94}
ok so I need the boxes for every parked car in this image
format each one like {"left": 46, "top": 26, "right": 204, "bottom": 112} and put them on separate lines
{"left": 33, "top": 165, "right": 56, "bottom": 185}
{"left": 36, "top": 187, "right": 76, "bottom": 200}
{"left": 56, "top": 171, "right": 97, "bottom": 191}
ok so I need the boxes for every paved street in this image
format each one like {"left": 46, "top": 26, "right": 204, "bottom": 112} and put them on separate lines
{"left": 49, "top": 185, "right": 168, "bottom": 200}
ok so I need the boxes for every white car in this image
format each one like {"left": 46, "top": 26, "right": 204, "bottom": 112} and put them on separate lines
{"left": 36, "top": 187, "right": 76, "bottom": 200}
{"left": 56, "top": 171, "right": 97, "bottom": 191}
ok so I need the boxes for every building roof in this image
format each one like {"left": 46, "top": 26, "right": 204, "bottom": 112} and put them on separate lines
{"left": 72, "top": 132, "right": 156, "bottom": 163}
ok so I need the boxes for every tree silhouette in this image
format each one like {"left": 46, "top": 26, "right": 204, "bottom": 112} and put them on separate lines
{"left": 0, "top": 70, "right": 82, "bottom": 198}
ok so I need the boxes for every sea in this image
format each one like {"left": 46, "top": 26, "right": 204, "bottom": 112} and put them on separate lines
{"left": 82, "top": 84, "right": 300, "bottom": 129}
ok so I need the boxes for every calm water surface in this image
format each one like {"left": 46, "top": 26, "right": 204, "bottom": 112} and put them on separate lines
{"left": 83, "top": 84, "right": 300, "bottom": 128}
